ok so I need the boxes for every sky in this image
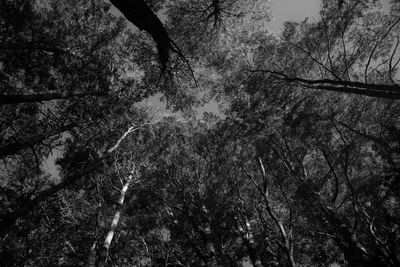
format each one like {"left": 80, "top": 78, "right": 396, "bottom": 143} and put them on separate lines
{"left": 268, "top": 0, "right": 321, "bottom": 32}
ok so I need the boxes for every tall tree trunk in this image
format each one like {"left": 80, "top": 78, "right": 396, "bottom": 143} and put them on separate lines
{"left": 240, "top": 161, "right": 296, "bottom": 267}
{"left": 97, "top": 170, "right": 134, "bottom": 267}
{"left": 235, "top": 214, "right": 263, "bottom": 267}
{"left": 201, "top": 205, "right": 218, "bottom": 267}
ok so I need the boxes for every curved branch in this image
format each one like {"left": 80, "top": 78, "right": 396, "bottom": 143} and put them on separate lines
{"left": 110, "top": 0, "right": 171, "bottom": 71}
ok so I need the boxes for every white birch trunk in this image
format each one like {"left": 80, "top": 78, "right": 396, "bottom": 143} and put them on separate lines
{"left": 97, "top": 171, "right": 134, "bottom": 267}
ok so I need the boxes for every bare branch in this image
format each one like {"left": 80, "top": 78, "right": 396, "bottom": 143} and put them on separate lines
{"left": 0, "top": 91, "right": 107, "bottom": 105}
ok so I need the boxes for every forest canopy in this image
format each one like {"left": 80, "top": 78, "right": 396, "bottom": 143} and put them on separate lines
{"left": 0, "top": 0, "right": 400, "bottom": 266}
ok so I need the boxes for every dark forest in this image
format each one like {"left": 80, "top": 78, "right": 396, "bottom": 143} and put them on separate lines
{"left": 1, "top": 0, "right": 400, "bottom": 266}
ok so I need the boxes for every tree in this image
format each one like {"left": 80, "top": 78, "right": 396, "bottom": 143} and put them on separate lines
{"left": 247, "top": 0, "right": 400, "bottom": 99}
{"left": 2, "top": 0, "right": 400, "bottom": 266}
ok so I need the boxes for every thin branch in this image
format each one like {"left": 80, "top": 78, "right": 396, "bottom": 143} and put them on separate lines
{"left": 389, "top": 36, "right": 400, "bottom": 83}
{"left": 0, "top": 91, "right": 107, "bottom": 105}
{"left": 365, "top": 16, "right": 400, "bottom": 82}
{"left": 0, "top": 43, "right": 65, "bottom": 54}
{"left": 107, "top": 122, "right": 153, "bottom": 153}
{"left": 288, "top": 41, "right": 342, "bottom": 80}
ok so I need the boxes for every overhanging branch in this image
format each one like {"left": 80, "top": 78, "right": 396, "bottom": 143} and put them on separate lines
{"left": 248, "top": 69, "right": 400, "bottom": 99}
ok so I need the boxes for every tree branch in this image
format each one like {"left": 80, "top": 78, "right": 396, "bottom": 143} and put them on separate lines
{"left": 0, "top": 122, "right": 148, "bottom": 236}
{"left": 0, "top": 123, "right": 77, "bottom": 158}
{"left": 0, "top": 91, "right": 106, "bottom": 105}
{"left": 248, "top": 69, "right": 400, "bottom": 99}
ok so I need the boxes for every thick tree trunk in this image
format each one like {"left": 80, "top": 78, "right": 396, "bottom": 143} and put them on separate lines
{"left": 97, "top": 171, "right": 134, "bottom": 267}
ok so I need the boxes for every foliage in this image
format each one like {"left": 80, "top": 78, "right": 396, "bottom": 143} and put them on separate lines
{"left": 1, "top": 0, "right": 400, "bottom": 266}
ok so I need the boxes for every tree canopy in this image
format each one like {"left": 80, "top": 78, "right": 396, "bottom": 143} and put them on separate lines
{"left": 1, "top": 0, "right": 400, "bottom": 266}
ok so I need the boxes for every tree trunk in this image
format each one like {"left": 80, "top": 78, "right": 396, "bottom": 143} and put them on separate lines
{"left": 97, "top": 171, "right": 134, "bottom": 267}
{"left": 201, "top": 205, "right": 218, "bottom": 267}
{"left": 321, "top": 207, "right": 385, "bottom": 267}
{"left": 109, "top": 0, "right": 171, "bottom": 70}
{"left": 236, "top": 216, "right": 263, "bottom": 267}
{"left": 0, "top": 124, "right": 144, "bottom": 237}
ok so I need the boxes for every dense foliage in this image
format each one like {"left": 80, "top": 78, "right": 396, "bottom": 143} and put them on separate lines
{"left": 1, "top": 0, "right": 399, "bottom": 266}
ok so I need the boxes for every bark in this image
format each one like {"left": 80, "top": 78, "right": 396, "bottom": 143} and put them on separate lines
{"left": 248, "top": 69, "right": 400, "bottom": 99}
{"left": 110, "top": 0, "right": 197, "bottom": 81}
{"left": 97, "top": 171, "right": 134, "bottom": 267}
{"left": 201, "top": 205, "right": 218, "bottom": 267}
{"left": 0, "top": 91, "right": 106, "bottom": 105}
{"left": 236, "top": 216, "right": 263, "bottom": 267}
{"left": 0, "top": 123, "right": 77, "bottom": 158}
{"left": 109, "top": 0, "right": 170, "bottom": 71}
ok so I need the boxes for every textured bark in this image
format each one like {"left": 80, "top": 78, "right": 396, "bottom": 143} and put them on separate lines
{"left": 97, "top": 171, "right": 134, "bottom": 267}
